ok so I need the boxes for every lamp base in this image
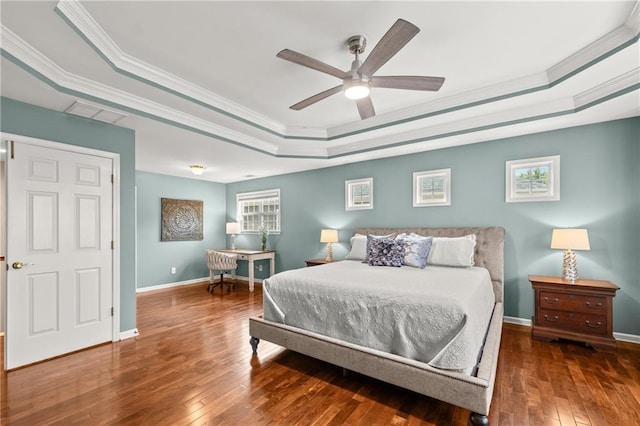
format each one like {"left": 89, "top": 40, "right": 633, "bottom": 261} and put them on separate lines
{"left": 325, "top": 243, "right": 333, "bottom": 262}
{"left": 562, "top": 249, "right": 578, "bottom": 281}
{"left": 231, "top": 234, "right": 236, "bottom": 251}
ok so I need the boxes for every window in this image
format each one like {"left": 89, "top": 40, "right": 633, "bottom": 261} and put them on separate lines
{"left": 506, "top": 156, "right": 560, "bottom": 203}
{"left": 345, "top": 178, "right": 373, "bottom": 211}
{"left": 236, "top": 189, "right": 280, "bottom": 233}
{"left": 413, "top": 169, "right": 451, "bottom": 207}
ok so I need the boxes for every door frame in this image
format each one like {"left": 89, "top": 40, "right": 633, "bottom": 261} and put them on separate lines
{"left": 1, "top": 132, "right": 121, "bottom": 350}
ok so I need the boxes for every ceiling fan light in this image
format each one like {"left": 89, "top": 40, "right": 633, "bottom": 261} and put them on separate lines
{"left": 344, "top": 84, "right": 370, "bottom": 100}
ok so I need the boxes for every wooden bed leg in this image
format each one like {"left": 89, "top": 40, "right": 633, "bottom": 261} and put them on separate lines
{"left": 249, "top": 337, "right": 260, "bottom": 354}
{"left": 342, "top": 367, "right": 350, "bottom": 377}
{"left": 468, "top": 412, "right": 489, "bottom": 425}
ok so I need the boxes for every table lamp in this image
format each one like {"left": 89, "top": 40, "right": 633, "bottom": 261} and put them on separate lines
{"left": 226, "top": 222, "right": 241, "bottom": 250}
{"left": 320, "top": 229, "right": 339, "bottom": 262}
{"left": 550, "top": 228, "right": 590, "bottom": 281}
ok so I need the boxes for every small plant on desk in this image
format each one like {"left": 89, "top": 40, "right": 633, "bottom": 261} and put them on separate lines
{"left": 258, "top": 225, "right": 269, "bottom": 251}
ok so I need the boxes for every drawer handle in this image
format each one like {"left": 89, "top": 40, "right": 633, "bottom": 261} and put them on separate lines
{"left": 544, "top": 314, "right": 559, "bottom": 322}
{"left": 585, "top": 320, "right": 602, "bottom": 329}
{"left": 585, "top": 301, "right": 603, "bottom": 310}
{"left": 543, "top": 297, "right": 559, "bottom": 304}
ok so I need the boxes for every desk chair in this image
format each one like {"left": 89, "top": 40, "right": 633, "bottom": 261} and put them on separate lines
{"left": 205, "top": 250, "right": 238, "bottom": 293}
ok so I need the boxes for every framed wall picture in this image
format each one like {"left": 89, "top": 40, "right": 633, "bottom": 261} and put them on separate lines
{"left": 345, "top": 177, "right": 373, "bottom": 211}
{"left": 413, "top": 168, "right": 451, "bottom": 207}
{"left": 505, "top": 155, "right": 560, "bottom": 203}
{"left": 161, "top": 198, "right": 203, "bottom": 241}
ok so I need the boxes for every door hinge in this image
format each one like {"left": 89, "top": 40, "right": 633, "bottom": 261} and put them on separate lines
{"left": 111, "top": 174, "right": 114, "bottom": 184}
{"left": 111, "top": 240, "right": 114, "bottom": 250}
{"left": 10, "top": 140, "right": 15, "bottom": 159}
{"left": 111, "top": 307, "right": 114, "bottom": 317}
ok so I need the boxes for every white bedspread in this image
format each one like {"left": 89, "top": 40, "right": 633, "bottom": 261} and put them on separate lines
{"left": 262, "top": 260, "right": 495, "bottom": 371}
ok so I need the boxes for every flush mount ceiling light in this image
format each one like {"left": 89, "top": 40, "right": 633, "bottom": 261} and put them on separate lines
{"left": 189, "top": 165, "right": 206, "bottom": 176}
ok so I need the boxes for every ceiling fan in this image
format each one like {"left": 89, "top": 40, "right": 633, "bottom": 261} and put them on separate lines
{"left": 277, "top": 19, "right": 445, "bottom": 120}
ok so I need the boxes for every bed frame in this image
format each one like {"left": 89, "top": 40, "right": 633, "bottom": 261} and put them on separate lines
{"left": 249, "top": 226, "right": 505, "bottom": 425}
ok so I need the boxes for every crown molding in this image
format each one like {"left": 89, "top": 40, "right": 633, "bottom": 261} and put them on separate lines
{"left": 546, "top": 25, "right": 638, "bottom": 85}
{"left": 54, "top": 0, "right": 640, "bottom": 143}
{"left": 326, "top": 72, "right": 551, "bottom": 140}
{"left": 283, "top": 126, "right": 328, "bottom": 139}
{"left": 2, "top": 14, "right": 638, "bottom": 161}
{"left": 573, "top": 67, "right": 640, "bottom": 109}
{"left": 326, "top": 68, "right": 639, "bottom": 159}
{"left": 626, "top": 1, "right": 640, "bottom": 35}
{"left": 55, "top": 0, "right": 289, "bottom": 137}
{"left": 0, "top": 25, "right": 280, "bottom": 156}
{"left": 326, "top": 97, "right": 576, "bottom": 158}
{"left": 3, "top": 22, "right": 637, "bottom": 160}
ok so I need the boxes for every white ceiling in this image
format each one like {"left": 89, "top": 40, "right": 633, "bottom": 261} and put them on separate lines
{"left": 1, "top": 1, "right": 638, "bottom": 183}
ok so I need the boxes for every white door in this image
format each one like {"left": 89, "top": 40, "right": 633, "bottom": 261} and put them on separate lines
{"left": 6, "top": 140, "right": 114, "bottom": 369}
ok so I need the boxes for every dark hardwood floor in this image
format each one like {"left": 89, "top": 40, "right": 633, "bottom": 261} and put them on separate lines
{"left": 1, "top": 281, "right": 639, "bottom": 425}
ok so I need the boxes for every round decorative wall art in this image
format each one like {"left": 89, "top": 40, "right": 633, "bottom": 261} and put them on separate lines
{"left": 161, "top": 198, "right": 203, "bottom": 241}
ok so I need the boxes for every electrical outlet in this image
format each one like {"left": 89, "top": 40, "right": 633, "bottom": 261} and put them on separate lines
{"left": 256, "top": 264, "right": 263, "bottom": 272}
{"left": 171, "top": 267, "right": 176, "bottom": 274}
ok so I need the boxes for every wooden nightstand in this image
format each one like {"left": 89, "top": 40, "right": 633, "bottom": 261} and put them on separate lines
{"left": 529, "top": 275, "right": 619, "bottom": 351}
{"left": 305, "top": 258, "right": 332, "bottom": 267}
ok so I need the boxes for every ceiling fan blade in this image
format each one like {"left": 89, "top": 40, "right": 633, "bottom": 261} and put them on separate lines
{"left": 356, "top": 96, "right": 375, "bottom": 119}
{"left": 277, "top": 49, "right": 349, "bottom": 80}
{"left": 358, "top": 19, "right": 420, "bottom": 78}
{"left": 370, "top": 76, "right": 445, "bottom": 91}
{"left": 290, "top": 85, "right": 343, "bottom": 110}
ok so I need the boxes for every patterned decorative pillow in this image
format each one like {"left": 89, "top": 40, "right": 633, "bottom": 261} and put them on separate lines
{"left": 427, "top": 234, "right": 477, "bottom": 267}
{"left": 367, "top": 236, "right": 405, "bottom": 267}
{"left": 363, "top": 234, "right": 396, "bottom": 263}
{"left": 396, "top": 234, "right": 433, "bottom": 268}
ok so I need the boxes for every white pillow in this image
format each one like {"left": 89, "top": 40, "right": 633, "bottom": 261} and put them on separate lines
{"left": 427, "top": 234, "right": 477, "bottom": 267}
{"left": 345, "top": 234, "right": 367, "bottom": 260}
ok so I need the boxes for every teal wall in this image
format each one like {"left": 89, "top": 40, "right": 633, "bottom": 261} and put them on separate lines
{"left": 136, "top": 171, "right": 226, "bottom": 288}
{"left": 3, "top": 96, "right": 638, "bottom": 338}
{"left": 227, "top": 117, "right": 640, "bottom": 335}
{"left": 0, "top": 97, "right": 137, "bottom": 332}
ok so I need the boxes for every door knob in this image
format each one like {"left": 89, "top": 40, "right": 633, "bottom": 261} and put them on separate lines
{"left": 11, "top": 261, "right": 32, "bottom": 270}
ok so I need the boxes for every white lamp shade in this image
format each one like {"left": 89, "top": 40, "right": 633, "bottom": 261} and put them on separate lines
{"left": 320, "top": 229, "right": 339, "bottom": 243}
{"left": 226, "top": 222, "right": 241, "bottom": 235}
{"left": 550, "top": 228, "right": 590, "bottom": 250}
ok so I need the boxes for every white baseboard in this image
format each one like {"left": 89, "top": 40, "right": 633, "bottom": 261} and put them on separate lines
{"left": 136, "top": 275, "right": 264, "bottom": 294}
{"left": 503, "top": 315, "right": 639, "bottom": 345}
{"left": 503, "top": 316, "right": 532, "bottom": 327}
{"left": 613, "top": 332, "right": 640, "bottom": 344}
{"left": 119, "top": 328, "right": 139, "bottom": 340}
{"left": 136, "top": 276, "right": 209, "bottom": 293}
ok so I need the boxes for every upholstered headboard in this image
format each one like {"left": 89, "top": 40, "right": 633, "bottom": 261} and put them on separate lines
{"left": 353, "top": 227, "right": 506, "bottom": 303}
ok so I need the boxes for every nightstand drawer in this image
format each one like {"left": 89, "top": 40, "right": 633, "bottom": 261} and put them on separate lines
{"left": 538, "top": 309, "right": 608, "bottom": 336}
{"left": 237, "top": 254, "right": 249, "bottom": 260}
{"left": 538, "top": 291, "right": 607, "bottom": 314}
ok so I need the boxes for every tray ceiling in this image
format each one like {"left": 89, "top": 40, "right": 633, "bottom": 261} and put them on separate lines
{"left": 1, "top": 1, "right": 638, "bottom": 182}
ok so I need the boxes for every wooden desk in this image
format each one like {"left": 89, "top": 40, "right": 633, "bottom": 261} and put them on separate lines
{"left": 216, "top": 249, "right": 275, "bottom": 291}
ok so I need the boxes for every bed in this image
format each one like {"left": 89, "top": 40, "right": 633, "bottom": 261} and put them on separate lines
{"left": 249, "top": 226, "right": 505, "bottom": 425}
